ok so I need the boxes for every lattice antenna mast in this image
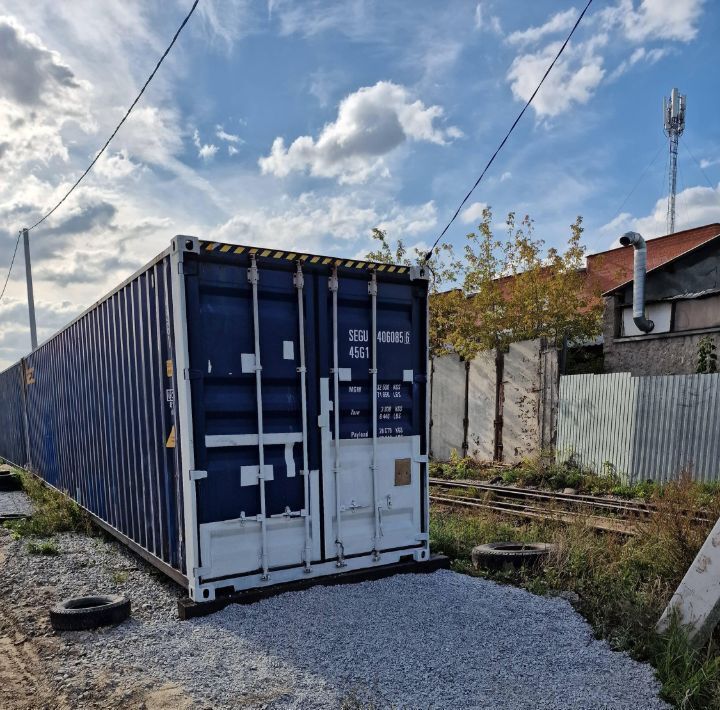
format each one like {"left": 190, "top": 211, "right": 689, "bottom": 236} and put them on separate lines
{"left": 664, "top": 87, "right": 686, "bottom": 234}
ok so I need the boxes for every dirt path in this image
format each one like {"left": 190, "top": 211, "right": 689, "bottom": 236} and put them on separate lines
{"left": 0, "top": 532, "right": 193, "bottom": 709}
{"left": 0, "top": 535, "right": 71, "bottom": 709}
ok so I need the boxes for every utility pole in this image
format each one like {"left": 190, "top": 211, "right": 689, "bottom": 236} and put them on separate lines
{"left": 663, "top": 88, "right": 686, "bottom": 235}
{"left": 22, "top": 227, "right": 38, "bottom": 350}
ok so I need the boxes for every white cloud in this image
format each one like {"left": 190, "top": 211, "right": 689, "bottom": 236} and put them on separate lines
{"left": 259, "top": 81, "right": 460, "bottom": 184}
{"left": 198, "top": 144, "right": 218, "bottom": 160}
{"left": 461, "top": 201, "right": 489, "bottom": 224}
{"left": 506, "top": 7, "right": 578, "bottom": 46}
{"left": 228, "top": 145, "right": 239, "bottom": 156}
{"left": 500, "top": 171, "right": 512, "bottom": 182}
{"left": 93, "top": 150, "right": 141, "bottom": 180}
{"left": 600, "top": 183, "right": 720, "bottom": 239}
{"left": 607, "top": 46, "right": 670, "bottom": 81}
{"left": 376, "top": 201, "right": 437, "bottom": 236}
{"left": 507, "top": 36, "right": 607, "bottom": 118}
{"left": 193, "top": 129, "right": 219, "bottom": 161}
{"left": 474, "top": 3, "right": 502, "bottom": 34}
{"left": 506, "top": 0, "right": 705, "bottom": 118}
{"left": 0, "top": 15, "right": 83, "bottom": 106}
{"left": 607, "top": 0, "right": 704, "bottom": 43}
{"left": 215, "top": 125, "right": 242, "bottom": 143}
{"left": 213, "top": 192, "right": 437, "bottom": 253}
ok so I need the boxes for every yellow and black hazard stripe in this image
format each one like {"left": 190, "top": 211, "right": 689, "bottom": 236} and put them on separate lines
{"left": 199, "top": 241, "right": 408, "bottom": 274}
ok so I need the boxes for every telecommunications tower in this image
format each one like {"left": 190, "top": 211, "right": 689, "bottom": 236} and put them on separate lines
{"left": 663, "top": 87, "right": 686, "bottom": 234}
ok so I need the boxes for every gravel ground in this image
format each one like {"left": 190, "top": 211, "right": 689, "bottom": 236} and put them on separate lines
{"left": 0, "top": 527, "right": 670, "bottom": 710}
{"left": 0, "top": 489, "right": 34, "bottom": 516}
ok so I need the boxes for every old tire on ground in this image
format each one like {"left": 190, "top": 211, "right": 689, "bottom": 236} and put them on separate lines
{"left": 471, "top": 542, "right": 555, "bottom": 571}
{"left": 0, "top": 471, "right": 21, "bottom": 492}
{"left": 50, "top": 595, "right": 131, "bottom": 631}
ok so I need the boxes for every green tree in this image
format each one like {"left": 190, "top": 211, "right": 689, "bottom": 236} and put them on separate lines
{"left": 366, "top": 227, "right": 464, "bottom": 357}
{"left": 366, "top": 208, "right": 603, "bottom": 358}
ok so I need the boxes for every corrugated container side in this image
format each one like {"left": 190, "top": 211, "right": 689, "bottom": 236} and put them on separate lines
{"left": 3, "top": 236, "right": 430, "bottom": 600}
{"left": 0, "top": 362, "right": 27, "bottom": 466}
{"left": 22, "top": 254, "right": 185, "bottom": 578}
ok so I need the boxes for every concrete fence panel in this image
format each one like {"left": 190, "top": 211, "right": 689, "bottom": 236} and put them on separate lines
{"left": 502, "top": 340, "right": 542, "bottom": 464}
{"left": 466, "top": 350, "right": 496, "bottom": 463}
{"left": 429, "top": 354, "right": 467, "bottom": 460}
{"left": 430, "top": 340, "right": 559, "bottom": 464}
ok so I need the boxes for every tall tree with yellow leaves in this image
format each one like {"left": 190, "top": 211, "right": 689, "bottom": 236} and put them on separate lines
{"left": 366, "top": 208, "right": 602, "bottom": 358}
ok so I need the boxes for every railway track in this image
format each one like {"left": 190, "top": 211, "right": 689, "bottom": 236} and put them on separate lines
{"left": 429, "top": 477, "right": 712, "bottom": 535}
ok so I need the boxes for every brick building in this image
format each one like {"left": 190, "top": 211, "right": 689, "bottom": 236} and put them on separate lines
{"left": 584, "top": 223, "right": 720, "bottom": 297}
{"left": 602, "top": 232, "right": 720, "bottom": 375}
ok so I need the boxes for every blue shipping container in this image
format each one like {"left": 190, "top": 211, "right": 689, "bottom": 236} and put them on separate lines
{"left": 0, "top": 236, "right": 431, "bottom": 601}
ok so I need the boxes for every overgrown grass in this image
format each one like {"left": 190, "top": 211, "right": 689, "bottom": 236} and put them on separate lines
{"left": 430, "top": 475, "right": 720, "bottom": 709}
{"left": 3, "top": 469, "right": 93, "bottom": 539}
{"left": 26, "top": 540, "right": 59, "bottom": 556}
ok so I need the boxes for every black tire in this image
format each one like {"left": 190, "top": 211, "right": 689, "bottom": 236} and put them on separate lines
{"left": 0, "top": 471, "right": 21, "bottom": 492}
{"left": 471, "top": 542, "right": 555, "bottom": 571}
{"left": 50, "top": 595, "right": 131, "bottom": 631}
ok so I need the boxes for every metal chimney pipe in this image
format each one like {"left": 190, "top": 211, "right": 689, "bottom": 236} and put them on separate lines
{"left": 619, "top": 231, "right": 654, "bottom": 333}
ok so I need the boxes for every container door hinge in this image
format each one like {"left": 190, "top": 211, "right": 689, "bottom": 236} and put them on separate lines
{"left": 415, "top": 532, "right": 429, "bottom": 542}
{"left": 184, "top": 368, "right": 202, "bottom": 380}
{"left": 189, "top": 469, "right": 207, "bottom": 481}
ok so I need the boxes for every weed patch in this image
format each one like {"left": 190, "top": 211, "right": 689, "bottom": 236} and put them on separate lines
{"left": 112, "top": 570, "right": 129, "bottom": 584}
{"left": 3, "top": 469, "right": 93, "bottom": 539}
{"left": 26, "top": 540, "right": 59, "bottom": 556}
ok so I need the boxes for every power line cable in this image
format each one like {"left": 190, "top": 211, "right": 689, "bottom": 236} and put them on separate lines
{"left": 424, "top": 0, "right": 594, "bottom": 261}
{"left": 605, "top": 141, "right": 664, "bottom": 227}
{"left": 681, "top": 137, "right": 717, "bottom": 190}
{"left": 28, "top": 0, "right": 199, "bottom": 232}
{"left": 0, "top": 0, "right": 199, "bottom": 306}
{"left": 0, "top": 232, "right": 21, "bottom": 305}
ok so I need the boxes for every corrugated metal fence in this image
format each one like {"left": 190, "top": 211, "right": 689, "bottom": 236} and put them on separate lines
{"left": 557, "top": 372, "right": 720, "bottom": 482}
{"left": 0, "top": 362, "right": 27, "bottom": 466}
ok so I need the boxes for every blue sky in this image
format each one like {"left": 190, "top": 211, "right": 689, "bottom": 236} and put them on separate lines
{"left": 0, "top": 0, "right": 718, "bottom": 367}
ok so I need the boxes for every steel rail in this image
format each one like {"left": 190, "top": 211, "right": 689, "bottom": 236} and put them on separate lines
{"left": 429, "top": 477, "right": 711, "bottom": 522}
{"left": 429, "top": 494, "right": 637, "bottom": 535}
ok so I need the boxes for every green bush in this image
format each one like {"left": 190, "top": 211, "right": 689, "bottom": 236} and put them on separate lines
{"left": 430, "top": 449, "right": 479, "bottom": 480}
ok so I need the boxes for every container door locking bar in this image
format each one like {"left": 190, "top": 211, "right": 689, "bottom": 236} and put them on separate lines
{"left": 329, "top": 267, "right": 346, "bottom": 566}
{"left": 295, "top": 263, "right": 313, "bottom": 572}
{"left": 369, "top": 272, "right": 382, "bottom": 561}
{"left": 248, "top": 256, "right": 270, "bottom": 581}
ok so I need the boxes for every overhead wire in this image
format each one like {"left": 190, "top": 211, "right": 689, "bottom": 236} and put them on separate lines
{"left": 605, "top": 141, "right": 664, "bottom": 228}
{"left": 681, "top": 137, "right": 717, "bottom": 190}
{"left": 28, "top": 0, "right": 199, "bottom": 232}
{"left": 0, "top": 233, "right": 21, "bottom": 305}
{"left": 424, "top": 0, "right": 594, "bottom": 262}
{"left": 0, "top": 0, "right": 200, "bottom": 305}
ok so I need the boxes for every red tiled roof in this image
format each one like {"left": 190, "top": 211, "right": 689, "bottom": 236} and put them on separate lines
{"left": 586, "top": 223, "right": 720, "bottom": 295}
